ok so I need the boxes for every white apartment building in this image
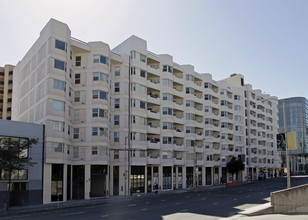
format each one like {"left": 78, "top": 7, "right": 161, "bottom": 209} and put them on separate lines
{"left": 12, "top": 19, "right": 279, "bottom": 204}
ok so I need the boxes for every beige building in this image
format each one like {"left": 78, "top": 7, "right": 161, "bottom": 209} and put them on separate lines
{"left": 12, "top": 19, "right": 279, "bottom": 204}
{"left": 0, "top": 64, "right": 14, "bottom": 120}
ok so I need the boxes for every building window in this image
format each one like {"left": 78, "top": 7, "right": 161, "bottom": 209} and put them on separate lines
{"left": 92, "top": 108, "right": 107, "bottom": 118}
{"left": 140, "top": 133, "right": 146, "bottom": 141}
{"left": 115, "top": 82, "right": 120, "bottom": 92}
{"left": 115, "top": 66, "right": 121, "bottom": 76}
{"left": 75, "top": 73, "right": 80, "bottom": 84}
{"left": 140, "top": 85, "right": 146, "bottom": 94}
{"left": 140, "top": 54, "right": 146, "bottom": 62}
{"left": 163, "top": 93, "right": 173, "bottom": 101}
{"left": 92, "top": 146, "right": 98, "bottom": 155}
{"left": 234, "top": 95, "right": 240, "bottom": 100}
{"left": 55, "top": 39, "right": 66, "bottom": 51}
{"left": 140, "top": 101, "right": 146, "bottom": 109}
{"left": 74, "top": 91, "right": 80, "bottom": 102}
{"left": 163, "top": 107, "right": 172, "bottom": 115}
{"left": 92, "top": 90, "right": 108, "bottom": 100}
{"left": 114, "top": 115, "right": 120, "bottom": 125}
{"left": 114, "top": 132, "right": 120, "bottom": 142}
{"left": 73, "top": 128, "right": 79, "bottom": 139}
{"left": 93, "top": 54, "right": 109, "bottom": 65}
{"left": 93, "top": 72, "right": 108, "bottom": 83}
{"left": 186, "top": 126, "right": 195, "bottom": 134}
{"left": 92, "top": 127, "right": 107, "bottom": 136}
{"left": 204, "top": 82, "right": 212, "bottom": 89}
{"left": 235, "top": 115, "right": 242, "bottom": 121}
{"left": 140, "top": 70, "right": 146, "bottom": 78}
{"left": 75, "top": 56, "right": 81, "bottom": 66}
{"left": 114, "top": 99, "right": 120, "bottom": 109}
{"left": 221, "top": 111, "right": 228, "bottom": 117}
{"left": 163, "top": 122, "right": 172, "bottom": 130}
{"left": 204, "top": 106, "right": 212, "bottom": 113}
{"left": 234, "top": 105, "right": 241, "bottom": 111}
{"left": 162, "top": 65, "right": 172, "bottom": 73}
{"left": 114, "top": 150, "right": 119, "bottom": 159}
{"left": 52, "top": 121, "right": 64, "bottom": 132}
{"left": 235, "top": 126, "right": 242, "bottom": 131}
{"left": 186, "top": 113, "right": 195, "bottom": 120}
{"left": 163, "top": 137, "right": 172, "bottom": 144}
{"left": 54, "top": 143, "right": 63, "bottom": 152}
{"left": 186, "top": 74, "right": 194, "bottom": 82}
{"left": 186, "top": 100, "right": 195, "bottom": 107}
{"left": 73, "top": 109, "right": 79, "bottom": 121}
{"left": 221, "top": 100, "right": 228, "bottom": 106}
{"left": 131, "top": 67, "right": 136, "bottom": 75}
{"left": 186, "top": 87, "right": 194, "bottom": 94}
{"left": 73, "top": 147, "right": 79, "bottom": 158}
{"left": 204, "top": 94, "right": 212, "bottom": 100}
{"left": 53, "top": 79, "right": 66, "bottom": 91}
{"left": 52, "top": 100, "right": 65, "bottom": 111}
{"left": 162, "top": 79, "right": 173, "bottom": 87}
{"left": 54, "top": 59, "right": 66, "bottom": 71}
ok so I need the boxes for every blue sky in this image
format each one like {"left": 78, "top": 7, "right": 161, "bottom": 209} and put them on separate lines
{"left": 1, "top": 0, "right": 307, "bottom": 99}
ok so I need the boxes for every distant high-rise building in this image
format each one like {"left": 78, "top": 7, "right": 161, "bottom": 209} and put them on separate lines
{"left": 13, "top": 19, "right": 280, "bottom": 204}
{"left": 278, "top": 97, "right": 308, "bottom": 174}
{"left": 0, "top": 64, "right": 14, "bottom": 120}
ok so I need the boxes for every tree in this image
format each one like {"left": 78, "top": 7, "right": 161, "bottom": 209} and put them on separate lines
{"left": 226, "top": 157, "right": 245, "bottom": 181}
{"left": 0, "top": 137, "right": 38, "bottom": 210}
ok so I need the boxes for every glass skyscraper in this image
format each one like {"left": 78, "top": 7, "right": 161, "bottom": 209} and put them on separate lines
{"left": 278, "top": 97, "right": 308, "bottom": 174}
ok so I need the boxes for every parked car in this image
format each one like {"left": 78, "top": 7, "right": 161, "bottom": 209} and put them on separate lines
{"left": 258, "top": 172, "right": 266, "bottom": 180}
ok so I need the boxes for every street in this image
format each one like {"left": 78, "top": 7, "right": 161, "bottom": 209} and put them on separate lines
{"left": 2, "top": 177, "right": 308, "bottom": 220}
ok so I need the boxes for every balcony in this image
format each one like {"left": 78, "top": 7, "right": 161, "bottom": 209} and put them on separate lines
{"left": 173, "top": 157, "right": 184, "bottom": 165}
{"left": 147, "top": 109, "right": 160, "bottom": 120}
{"left": 147, "top": 94, "right": 160, "bottom": 105}
{"left": 147, "top": 156, "right": 160, "bottom": 164}
{"left": 147, "top": 124, "right": 160, "bottom": 134}
{"left": 147, "top": 140, "right": 160, "bottom": 149}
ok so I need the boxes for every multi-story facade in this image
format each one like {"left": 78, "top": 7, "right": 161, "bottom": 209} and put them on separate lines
{"left": 0, "top": 64, "right": 14, "bottom": 120}
{"left": 278, "top": 97, "right": 308, "bottom": 174}
{"left": 0, "top": 119, "right": 44, "bottom": 207}
{"left": 12, "top": 19, "right": 279, "bottom": 204}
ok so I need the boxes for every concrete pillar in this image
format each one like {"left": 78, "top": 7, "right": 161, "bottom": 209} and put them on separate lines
{"left": 159, "top": 166, "right": 163, "bottom": 190}
{"left": 171, "top": 166, "right": 174, "bottom": 190}
{"left": 43, "top": 164, "right": 51, "bottom": 204}
{"left": 109, "top": 166, "right": 114, "bottom": 196}
{"left": 219, "top": 167, "right": 222, "bottom": 183}
{"left": 202, "top": 167, "right": 205, "bottom": 186}
{"left": 145, "top": 166, "right": 147, "bottom": 193}
{"left": 175, "top": 167, "right": 179, "bottom": 189}
{"left": 107, "top": 165, "right": 110, "bottom": 197}
{"left": 63, "top": 164, "right": 67, "bottom": 202}
{"left": 183, "top": 166, "right": 187, "bottom": 189}
{"left": 84, "top": 164, "right": 90, "bottom": 200}
{"left": 211, "top": 167, "right": 214, "bottom": 185}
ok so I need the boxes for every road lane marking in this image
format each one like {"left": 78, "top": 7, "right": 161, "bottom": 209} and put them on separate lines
{"left": 128, "top": 204, "right": 136, "bottom": 207}
{"left": 234, "top": 198, "right": 237, "bottom": 200}
{"left": 101, "top": 215, "right": 109, "bottom": 218}
{"left": 161, "top": 199, "right": 166, "bottom": 202}
{"left": 141, "top": 208, "right": 148, "bottom": 211}
{"left": 212, "top": 202, "right": 218, "bottom": 205}
{"left": 201, "top": 198, "right": 206, "bottom": 200}
{"left": 185, "top": 196, "right": 189, "bottom": 198}
{"left": 176, "top": 202, "right": 181, "bottom": 205}
{"left": 145, "top": 202, "right": 150, "bottom": 204}
{"left": 181, "top": 209, "right": 188, "bottom": 212}
{"left": 61, "top": 211, "right": 84, "bottom": 216}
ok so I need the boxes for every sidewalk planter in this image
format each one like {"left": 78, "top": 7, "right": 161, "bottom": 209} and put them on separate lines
{"left": 226, "top": 181, "right": 240, "bottom": 188}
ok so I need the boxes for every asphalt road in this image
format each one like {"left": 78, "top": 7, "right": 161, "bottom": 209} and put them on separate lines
{"left": 2, "top": 177, "right": 308, "bottom": 220}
